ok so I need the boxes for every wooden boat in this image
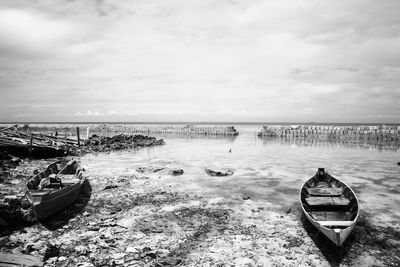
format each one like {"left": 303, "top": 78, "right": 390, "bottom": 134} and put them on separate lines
{"left": 25, "top": 160, "right": 85, "bottom": 219}
{"left": 300, "top": 168, "right": 359, "bottom": 247}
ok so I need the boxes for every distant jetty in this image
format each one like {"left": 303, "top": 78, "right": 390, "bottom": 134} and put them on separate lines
{"left": 1, "top": 124, "right": 239, "bottom": 137}
{"left": 258, "top": 124, "right": 400, "bottom": 142}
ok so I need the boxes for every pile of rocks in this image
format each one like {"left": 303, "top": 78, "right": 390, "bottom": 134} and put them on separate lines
{"left": 0, "top": 195, "right": 36, "bottom": 227}
{"left": 75, "top": 134, "right": 165, "bottom": 154}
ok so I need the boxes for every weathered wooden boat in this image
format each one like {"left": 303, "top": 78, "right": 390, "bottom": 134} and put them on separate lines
{"left": 25, "top": 160, "right": 85, "bottom": 219}
{"left": 300, "top": 168, "right": 359, "bottom": 247}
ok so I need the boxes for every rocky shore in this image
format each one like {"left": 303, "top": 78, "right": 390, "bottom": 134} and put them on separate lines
{"left": 1, "top": 134, "right": 400, "bottom": 266}
{"left": 1, "top": 161, "right": 399, "bottom": 266}
{"left": 74, "top": 134, "right": 165, "bottom": 154}
{"left": 0, "top": 134, "right": 165, "bottom": 230}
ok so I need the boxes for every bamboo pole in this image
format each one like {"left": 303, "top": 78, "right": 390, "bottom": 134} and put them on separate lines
{"left": 28, "top": 133, "right": 33, "bottom": 159}
{"left": 76, "top": 127, "right": 80, "bottom": 147}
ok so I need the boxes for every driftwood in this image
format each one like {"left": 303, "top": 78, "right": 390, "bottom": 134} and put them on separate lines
{"left": 0, "top": 252, "right": 42, "bottom": 267}
{"left": 0, "top": 128, "right": 76, "bottom": 158}
{"left": 0, "top": 124, "right": 18, "bottom": 132}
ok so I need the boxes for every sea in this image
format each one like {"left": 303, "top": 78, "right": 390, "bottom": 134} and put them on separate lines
{"left": 78, "top": 124, "right": 400, "bottom": 227}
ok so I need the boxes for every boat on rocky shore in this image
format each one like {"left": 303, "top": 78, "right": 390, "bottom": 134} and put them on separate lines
{"left": 300, "top": 168, "right": 359, "bottom": 247}
{"left": 25, "top": 160, "right": 85, "bottom": 219}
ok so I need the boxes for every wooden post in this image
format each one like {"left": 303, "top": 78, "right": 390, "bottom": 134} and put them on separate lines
{"left": 76, "top": 127, "right": 80, "bottom": 147}
{"left": 28, "top": 133, "right": 33, "bottom": 159}
{"left": 86, "top": 127, "right": 90, "bottom": 139}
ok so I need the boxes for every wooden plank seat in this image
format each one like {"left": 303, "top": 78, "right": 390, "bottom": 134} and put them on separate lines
{"left": 311, "top": 211, "right": 351, "bottom": 221}
{"left": 305, "top": 196, "right": 350, "bottom": 206}
{"left": 309, "top": 204, "right": 349, "bottom": 212}
{"left": 306, "top": 188, "right": 342, "bottom": 197}
{"left": 317, "top": 221, "right": 354, "bottom": 227}
{"left": 58, "top": 174, "right": 80, "bottom": 184}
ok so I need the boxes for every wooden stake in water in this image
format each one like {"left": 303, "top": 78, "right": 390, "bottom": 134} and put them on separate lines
{"left": 76, "top": 127, "right": 80, "bottom": 147}
{"left": 28, "top": 133, "right": 33, "bottom": 159}
{"left": 64, "top": 133, "right": 67, "bottom": 151}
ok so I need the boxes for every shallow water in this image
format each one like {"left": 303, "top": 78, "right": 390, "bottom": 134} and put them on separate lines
{"left": 80, "top": 125, "right": 400, "bottom": 227}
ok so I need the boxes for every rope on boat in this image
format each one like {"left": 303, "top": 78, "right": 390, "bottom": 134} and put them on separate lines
{"left": 295, "top": 228, "right": 321, "bottom": 267}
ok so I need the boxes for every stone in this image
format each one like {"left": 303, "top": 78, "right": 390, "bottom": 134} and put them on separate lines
{"left": 170, "top": 169, "right": 184, "bottom": 175}
{"left": 75, "top": 245, "right": 88, "bottom": 255}
{"left": 58, "top": 256, "right": 67, "bottom": 261}
{"left": 43, "top": 244, "right": 60, "bottom": 262}
{"left": 126, "top": 246, "right": 139, "bottom": 253}
{"left": 88, "top": 226, "right": 100, "bottom": 231}
{"left": 112, "top": 253, "right": 126, "bottom": 259}
{"left": 46, "top": 256, "right": 58, "bottom": 264}
{"left": 205, "top": 168, "right": 233, "bottom": 177}
{"left": 104, "top": 184, "right": 118, "bottom": 190}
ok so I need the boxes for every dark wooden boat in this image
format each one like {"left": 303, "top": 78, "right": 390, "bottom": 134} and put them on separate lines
{"left": 300, "top": 168, "right": 359, "bottom": 247}
{"left": 25, "top": 160, "right": 85, "bottom": 219}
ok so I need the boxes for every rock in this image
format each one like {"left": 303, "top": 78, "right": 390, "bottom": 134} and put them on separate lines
{"left": 75, "top": 245, "right": 88, "bottom": 255}
{"left": 25, "top": 244, "right": 34, "bottom": 253}
{"left": 112, "top": 253, "right": 126, "bottom": 259}
{"left": 243, "top": 196, "right": 250, "bottom": 200}
{"left": 103, "top": 184, "right": 118, "bottom": 190}
{"left": 136, "top": 167, "right": 165, "bottom": 173}
{"left": 43, "top": 244, "right": 60, "bottom": 262}
{"left": 58, "top": 256, "right": 67, "bottom": 261}
{"left": 285, "top": 208, "right": 291, "bottom": 214}
{"left": 126, "top": 247, "right": 139, "bottom": 253}
{"left": 46, "top": 256, "right": 58, "bottom": 264}
{"left": 157, "top": 256, "right": 182, "bottom": 266}
{"left": 205, "top": 168, "right": 233, "bottom": 177}
{"left": 397, "top": 162, "right": 400, "bottom": 166}
{"left": 88, "top": 226, "right": 100, "bottom": 231}
{"left": 83, "top": 211, "right": 90, "bottom": 216}
{"left": 113, "top": 259, "right": 125, "bottom": 265}
{"left": 170, "top": 169, "right": 184, "bottom": 176}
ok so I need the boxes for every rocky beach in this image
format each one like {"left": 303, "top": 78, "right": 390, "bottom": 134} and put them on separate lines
{"left": 1, "top": 127, "right": 400, "bottom": 266}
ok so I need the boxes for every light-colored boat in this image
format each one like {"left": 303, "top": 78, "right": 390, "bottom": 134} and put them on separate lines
{"left": 25, "top": 160, "right": 85, "bottom": 219}
{"left": 300, "top": 168, "right": 359, "bottom": 247}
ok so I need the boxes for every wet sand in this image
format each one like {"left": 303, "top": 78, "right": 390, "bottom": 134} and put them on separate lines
{"left": 1, "top": 157, "right": 399, "bottom": 266}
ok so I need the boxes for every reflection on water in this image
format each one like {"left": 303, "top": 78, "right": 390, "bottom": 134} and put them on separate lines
{"left": 258, "top": 136, "right": 400, "bottom": 152}
{"left": 81, "top": 125, "right": 400, "bottom": 228}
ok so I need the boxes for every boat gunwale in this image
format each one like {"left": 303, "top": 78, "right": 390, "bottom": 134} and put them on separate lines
{"left": 25, "top": 160, "right": 85, "bottom": 218}
{"left": 299, "top": 169, "right": 360, "bottom": 245}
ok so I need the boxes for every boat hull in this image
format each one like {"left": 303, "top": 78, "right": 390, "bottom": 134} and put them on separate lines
{"left": 28, "top": 183, "right": 82, "bottom": 219}
{"left": 300, "top": 168, "right": 359, "bottom": 247}
{"left": 303, "top": 207, "right": 355, "bottom": 246}
{"left": 26, "top": 160, "right": 85, "bottom": 219}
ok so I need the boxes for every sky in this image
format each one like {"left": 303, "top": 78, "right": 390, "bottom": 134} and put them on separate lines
{"left": 0, "top": 0, "right": 399, "bottom": 123}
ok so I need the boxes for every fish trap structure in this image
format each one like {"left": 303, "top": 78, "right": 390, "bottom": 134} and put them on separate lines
{"left": 4, "top": 124, "right": 240, "bottom": 137}
{"left": 92, "top": 124, "right": 240, "bottom": 136}
{"left": 258, "top": 125, "right": 400, "bottom": 142}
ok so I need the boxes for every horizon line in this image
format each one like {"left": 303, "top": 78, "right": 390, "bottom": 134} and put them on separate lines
{"left": 0, "top": 121, "right": 399, "bottom": 126}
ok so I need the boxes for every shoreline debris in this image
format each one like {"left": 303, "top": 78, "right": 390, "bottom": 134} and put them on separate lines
{"left": 205, "top": 168, "right": 234, "bottom": 177}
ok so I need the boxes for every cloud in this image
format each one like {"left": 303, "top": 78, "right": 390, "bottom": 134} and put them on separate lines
{"left": 0, "top": 0, "right": 400, "bottom": 122}
{"left": 0, "top": 8, "right": 79, "bottom": 57}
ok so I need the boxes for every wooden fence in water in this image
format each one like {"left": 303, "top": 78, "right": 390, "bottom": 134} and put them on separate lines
{"left": 258, "top": 125, "right": 400, "bottom": 142}
{"left": 3, "top": 124, "right": 239, "bottom": 137}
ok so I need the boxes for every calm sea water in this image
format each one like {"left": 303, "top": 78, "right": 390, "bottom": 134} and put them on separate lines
{"left": 80, "top": 125, "right": 400, "bottom": 226}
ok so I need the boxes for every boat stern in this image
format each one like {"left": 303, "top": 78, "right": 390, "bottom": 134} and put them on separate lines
{"left": 334, "top": 229, "right": 342, "bottom": 247}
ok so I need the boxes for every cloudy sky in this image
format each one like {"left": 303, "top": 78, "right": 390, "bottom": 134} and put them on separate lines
{"left": 0, "top": 0, "right": 399, "bottom": 123}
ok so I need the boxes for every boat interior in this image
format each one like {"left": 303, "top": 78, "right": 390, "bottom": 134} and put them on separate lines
{"left": 26, "top": 160, "right": 82, "bottom": 191}
{"left": 301, "top": 168, "right": 358, "bottom": 228}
